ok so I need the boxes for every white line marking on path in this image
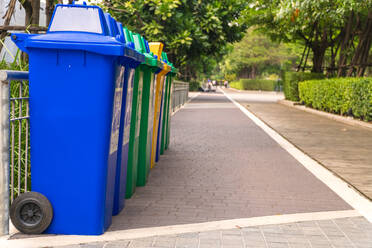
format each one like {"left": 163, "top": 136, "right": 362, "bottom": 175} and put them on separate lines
{"left": 220, "top": 88, "right": 372, "bottom": 223}
{"left": 0, "top": 210, "right": 361, "bottom": 248}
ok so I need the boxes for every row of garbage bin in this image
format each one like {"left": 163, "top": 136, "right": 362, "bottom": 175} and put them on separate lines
{"left": 10, "top": 3, "right": 178, "bottom": 235}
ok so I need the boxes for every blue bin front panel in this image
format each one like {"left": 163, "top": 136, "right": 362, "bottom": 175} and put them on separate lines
{"left": 155, "top": 94, "right": 164, "bottom": 162}
{"left": 104, "top": 64, "right": 125, "bottom": 229}
{"left": 113, "top": 67, "right": 135, "bottom": 215}
{"left": 29, "top": 48, "right": 122, "bottom": 235}
{"left": 155, "top": 77, "right": 167, "bottom": 162}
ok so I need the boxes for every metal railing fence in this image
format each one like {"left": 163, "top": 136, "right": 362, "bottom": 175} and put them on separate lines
{"left": 171, "top": 80, "right": 189, "bottom": 113}
{"left": 0, "top": 70, "right": 30, "bottom": 236}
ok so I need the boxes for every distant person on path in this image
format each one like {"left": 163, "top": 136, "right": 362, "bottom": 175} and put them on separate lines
{"left": 224, "top": 80, "right": 229, "bottom": 88}
{"left": 208, "top": 81, "right": 212, "bottom": 91}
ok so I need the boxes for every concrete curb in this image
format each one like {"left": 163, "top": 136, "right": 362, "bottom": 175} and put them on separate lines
{"left": 0, "top": 210, "right": 361, "bottom": 248}
{"left": 278, "top": 99, "right": 372, "bottom": 131}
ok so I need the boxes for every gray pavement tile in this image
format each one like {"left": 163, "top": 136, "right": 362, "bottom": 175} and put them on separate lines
{"left": 263, "top": 233, "right": 290, "bottom": 243}
{"left": 288, "top": 243, "right": 311, "bottom": 248}
{"left": 128, "top": 238, "right": 154, "bottom": 248}
{"left": 243, "top": 233, "right": 265, "bottom": 242}
{"left": 244, "top": 241, "right": 267, "bottom": 248}
{"left": 79, "top": 243, "right": 106, "bottom": 248}
{"left": 267, "top": 242, "right": 290, "bottom": 248}
{"left": 104, "top": 240, "right": 130, "bottom": 248}
{"left": 354, "top": 241, "right": 372, "bottom": 248}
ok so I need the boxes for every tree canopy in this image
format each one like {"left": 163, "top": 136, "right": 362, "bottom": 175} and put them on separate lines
{"left": 221, "top": 28, "right": 302, "bottom": 79}
{"left": 242, "top": 0, "right": 372, "bottom": 75}
{"left": 103, "top": 0, "right": 247, "bottom": 80}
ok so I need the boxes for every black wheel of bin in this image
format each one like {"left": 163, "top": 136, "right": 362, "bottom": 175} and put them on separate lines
{"left": 10, "top": 191, "right": 53, "bottom": 234}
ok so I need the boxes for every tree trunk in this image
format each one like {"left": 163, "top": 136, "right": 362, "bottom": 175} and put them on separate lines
{"left": 0, "top": 0, "right": 17, "bottom": 52}
{"left": 31, "top": 0, "right": 40, "bottom": 27}
{"left": 250, "top": 66, "right": 257, "bottom": 78}
{"left": 347, "top": 10, "right": 372, "bottom": 77}
{"left": 45, "top": 0, "right": 54, "bottom": 27}
{"left": 22, "top": 0, "right": 33, "bottom": 26}
{"left": 356, "top": 11, "right": 372, "bottom": 77}
{"left": 311, "top": 47, "right": 326, "bottom": 73}
{"left": 21, "top": 0, "right": 40, "bottom": 26}
{"left": 311, "top": 28, "right": 328, "bottom": 73}
{"left": 337, "top": 11, "right": 354, "bottom": 77}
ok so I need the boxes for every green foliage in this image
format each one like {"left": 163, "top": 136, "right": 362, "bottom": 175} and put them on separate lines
{"left": 221, "top": 28, "right": 302, "bottom": 79}
{"left": 283, "top": 72, "right": 325, "bottom": 101}
{"left": 243, "top": 0, "right": 372, "bottom": 43}
{"left": 299, "top": 78, "right": 372, "bottom": 121}
{"left": 242, "top": 0, "right": 372, "bottom": 73}
{"left": 104, "top": 0, "right": 247, "bottom": 80}
{"left": 230, "top": 78, "right": 277, "bottom": 91}
{"left": 225, "top": 73, "right": 237, "bottom": 82}
{"left": 189, "top": 81, "right": 200, "bottom": 92}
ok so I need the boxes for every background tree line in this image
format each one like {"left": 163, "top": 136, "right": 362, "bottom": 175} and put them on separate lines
{"left": 1, "top": 0, "right": 372, "bottom": 82}
{"left": 240, "top": 0, "right": 372, "bottom": 78}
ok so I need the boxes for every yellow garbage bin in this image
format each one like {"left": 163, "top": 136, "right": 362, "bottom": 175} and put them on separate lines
{"left": 149, "top": 42, "right": 171, "bottom": 168}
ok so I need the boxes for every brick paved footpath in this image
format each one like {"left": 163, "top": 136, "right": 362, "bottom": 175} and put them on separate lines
{"left": 105, "top": 92, "right": 350, "bottom": 231}
{"left": 10, "top": 92, "right": 372, "bottom": 247}
{"left": 223, "top": 88, "right": 372, "bottom": 200}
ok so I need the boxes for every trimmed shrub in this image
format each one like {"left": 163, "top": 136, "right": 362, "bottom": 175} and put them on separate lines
{"left": 299, "top": 78, "right": 372, "bottom": 121}
{"left": 283, "top": 72, "right": 325, "bottom": 101}
{"left": 229, "top": 80, "right": 244, "bottom": 90}
{"left": 229, "top": 79, "right": 277, "bottom": 91}
{"left": 189, "top": 81, "right": 200, "bottom": 91}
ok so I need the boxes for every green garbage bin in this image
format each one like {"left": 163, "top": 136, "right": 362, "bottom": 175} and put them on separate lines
{"left": 161, "top": 58, "right": 177, "bottom": 154}
{"left": 166, "top": 64, "right": 178, "bottom": 150}
{"left": 125, "top": 31, "right": 145, "bottom": 198}
{"left": 135, "top": 37, "right": 163, "bottom": 187}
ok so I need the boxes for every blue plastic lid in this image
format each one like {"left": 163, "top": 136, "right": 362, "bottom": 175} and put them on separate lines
{"left": 12, "top": 4, "right": 145, "bottom": 61}
{"left": 116, "top": 22, "right": 126, "bottom": 43}
{"left": 48, "top": 4, "right": 109, "bottom": 35}
{"left": 104, "top": 13, "right": 120, "bottom": 39}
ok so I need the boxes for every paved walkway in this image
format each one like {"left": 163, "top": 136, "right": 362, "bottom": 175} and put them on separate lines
{"left": 4, "top": 91, "right": 372, "bottom": 248}
{"left": 107, "top": 92, "right": 350, "bottom": 231}
{"left": 224, "top": 88, "right": 372, "bottom": 200}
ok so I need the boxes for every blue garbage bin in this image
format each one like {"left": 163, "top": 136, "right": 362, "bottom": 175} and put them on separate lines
{"left": 155, "top": 57, "right": 170, "bottom": 162}
{"left": 109, "top": 22, "right": 145, "bottom": 215}
{"left": 155, "top": 75, "right": 167, "bottom": 162}
{"left": 11, "top": 4, "right": 141, "bottom": 235}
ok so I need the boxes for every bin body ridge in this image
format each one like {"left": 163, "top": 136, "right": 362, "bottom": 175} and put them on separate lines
{"left": 125, "top": 67, "right": 144, "bottom": 198}
{"left": 113, "top": 67, "right": 135, "bottom": 215}
{"left": 136, "top": 66, "right": 156, "bottom": 186}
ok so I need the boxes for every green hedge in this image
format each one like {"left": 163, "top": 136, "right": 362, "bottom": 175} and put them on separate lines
{"left": 299, "top": 78, "right": 372, "bottom": 121}
{"left": 189, "top": 81, "right": 200, "bottom": 91}
{"left": 283, "top": 72, "right": 325, "bottom": 101}
{"left": 230, "top": 79, "right": 277, "bottom": 91}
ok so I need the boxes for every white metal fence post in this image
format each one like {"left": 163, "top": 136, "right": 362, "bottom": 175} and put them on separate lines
{"left": 0, "top": 71, "right": 10, "bottom": 236}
